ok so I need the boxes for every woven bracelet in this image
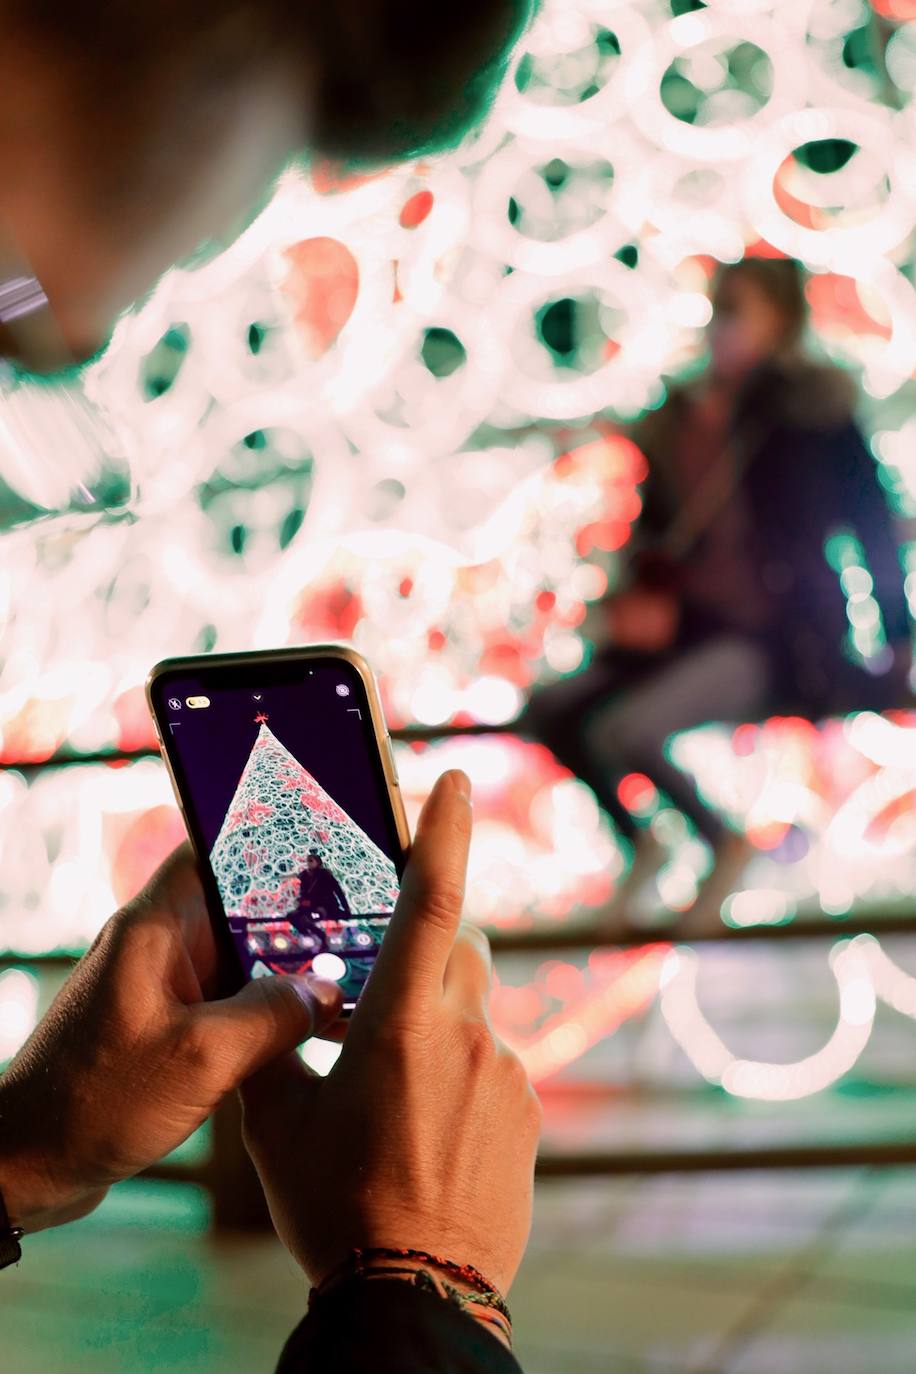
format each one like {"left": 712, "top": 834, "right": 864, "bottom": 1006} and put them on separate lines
{"left": 310, "top": 1246, "right": 513, "bottom": 1343}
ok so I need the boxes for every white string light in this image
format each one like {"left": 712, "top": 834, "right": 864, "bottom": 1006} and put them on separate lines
{"left": 659, "top": 937, "right": 877, "bottom": 1101}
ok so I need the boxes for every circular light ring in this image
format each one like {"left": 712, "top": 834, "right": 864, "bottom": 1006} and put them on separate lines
{"left": 640, "top": 153, "right": 733, "bottom": 229}
{"left": 521, "top": 2, "right": 599, "bottom": 59}
{"left": 469, "top": 138, "right": 629, "bottom": 278}
{"left": 191, "top": 392, "right": 357, "bottom": 545}
{"left": 659, "top": 937, "right": 876, "bottom": 1100}
{"left": 335, "top": 294, "right": 511, "bottom": 459}
{"left": 497, "top": 5, "right": 654, "bottom": 143}
{"left": 801, "top": 0, "right": 897, "bottom": 113}
{"left": 742, "top": 106, "right": 916, "bottom": 267}
{"left": 493, "top": 259, "right": 668, "bottom": 420}
{"left": 864, "top": 937, "right": 916, "bottom": 1019}
{"left": 621, "top": 11, "right": 809, "bottom": 164}
{"left": 638, "top": 152, "right": 748, "bottom": 260}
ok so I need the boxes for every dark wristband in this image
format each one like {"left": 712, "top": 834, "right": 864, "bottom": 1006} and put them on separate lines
{"left": 0, "top": 1186, "right": 23, "bottom": 1270}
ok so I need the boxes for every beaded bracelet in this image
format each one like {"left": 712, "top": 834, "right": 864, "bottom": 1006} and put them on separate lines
{"left": 310, "top": 1246, "right": 513, "bottom": 1347}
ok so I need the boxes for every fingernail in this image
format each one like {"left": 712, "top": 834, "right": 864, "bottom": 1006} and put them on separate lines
{"left": 449, "top": 769, "right": 472, "bottom": 801}
{"left": 302, "top": 974, "right": 343, "bottom": 1015}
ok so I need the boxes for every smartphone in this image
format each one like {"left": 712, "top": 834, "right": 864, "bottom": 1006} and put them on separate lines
{"left": 146, "top": 646, "right": 410, "bottom": 1013}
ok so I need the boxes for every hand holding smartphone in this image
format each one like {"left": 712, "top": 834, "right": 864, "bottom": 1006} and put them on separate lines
{"left": 147, "top": 647, "right": 409, "bottom": 1013}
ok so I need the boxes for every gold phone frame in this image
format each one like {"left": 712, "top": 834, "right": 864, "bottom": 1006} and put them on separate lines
{"left": 146, "top": 644, "right": 411, "bottom": 998}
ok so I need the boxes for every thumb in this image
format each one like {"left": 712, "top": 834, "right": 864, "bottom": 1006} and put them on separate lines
{"left": 358, "top": 769, "right": 472, "bottom": 1016}
{"left": 192, "top": 973, "right": 343, "bottom": 1085}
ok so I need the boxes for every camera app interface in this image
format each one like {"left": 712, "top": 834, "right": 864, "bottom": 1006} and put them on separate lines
{"left": 155, "top": 662, "right": 401, "bottom": 1008}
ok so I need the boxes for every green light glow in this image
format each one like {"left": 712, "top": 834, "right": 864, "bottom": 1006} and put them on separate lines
{"left": 823, "top": 527, "right": 887, "bottom": 666}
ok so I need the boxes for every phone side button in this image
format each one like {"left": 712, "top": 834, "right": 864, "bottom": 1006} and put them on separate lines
{"left": 386, "top": 735, "right": 400, "bottom": 786}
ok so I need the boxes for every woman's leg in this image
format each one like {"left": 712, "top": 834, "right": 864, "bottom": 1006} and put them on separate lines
{"left": 580, "top": 637, "right": 772, "bottom": 847}
{"left": 522, "top": 653, "right": 659, "bottom": 841}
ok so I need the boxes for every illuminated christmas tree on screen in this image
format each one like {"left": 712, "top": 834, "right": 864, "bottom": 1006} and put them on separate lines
{"left": 210, "top": 720, "right": 399, "bottom": 921}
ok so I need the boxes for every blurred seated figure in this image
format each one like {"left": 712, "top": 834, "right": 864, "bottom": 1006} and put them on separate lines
{"left": 292, "top": 850, "right": 352, "bottom": 925}
{"left": 523, "top": 255, "right": 911, "bottom": 930}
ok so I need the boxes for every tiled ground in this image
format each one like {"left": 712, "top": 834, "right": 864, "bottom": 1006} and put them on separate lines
{"left": 2, "top": 1167, "right": 915, "bottom": 1373}
{"left": 516, "top": 1169, "right": 916, "bottom": 1373}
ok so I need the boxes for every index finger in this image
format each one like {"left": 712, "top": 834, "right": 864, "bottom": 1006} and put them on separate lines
{"left": 358, "top": 770, "right": 472, "bottom": 1015}
{"left": 115, "top": 843, "right": 222, "bottom": 994}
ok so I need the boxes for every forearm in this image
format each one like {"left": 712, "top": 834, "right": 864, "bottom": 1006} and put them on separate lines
{"left": 0, "top": 1074, "right": 107, "bottom": 1234}
{"left": 276, "top": 1278, "right": 524, "bottom": 1374}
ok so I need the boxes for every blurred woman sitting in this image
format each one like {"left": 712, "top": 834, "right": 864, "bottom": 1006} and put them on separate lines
{"left": 524, "top": 255, "right": 911, "bottom": 930}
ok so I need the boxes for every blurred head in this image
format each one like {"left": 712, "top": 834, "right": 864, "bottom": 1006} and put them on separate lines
{"left": 708, "top": 257, "right": 807, "bottom": 383}
{"left": 307, "top": 853, "right": 322, "bottom": 871}
{"left": 0, "top": 0, "right": 534, "bottom": 372}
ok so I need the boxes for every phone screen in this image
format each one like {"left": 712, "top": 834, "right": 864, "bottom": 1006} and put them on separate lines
{"left": 149, "top": 653, "right": 404, "bottom": 1011}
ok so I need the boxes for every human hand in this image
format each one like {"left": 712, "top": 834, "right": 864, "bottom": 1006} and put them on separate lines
{"left": 241, "top": 770, "right": 541, "bottom": 1298}
{"left": 0, "top": 845, "right": 342, "bottom": 1233}
{"left": 605, "top": 587, "right": 679, "bottom": 652}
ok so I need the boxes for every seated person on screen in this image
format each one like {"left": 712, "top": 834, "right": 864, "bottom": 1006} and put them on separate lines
{"left": 293, "top": 851, "right": 353, "bottom": 924}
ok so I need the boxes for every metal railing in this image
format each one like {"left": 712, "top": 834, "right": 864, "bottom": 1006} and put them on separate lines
{"left": 4, "top": 718, "right": 916, "bottom": 1218}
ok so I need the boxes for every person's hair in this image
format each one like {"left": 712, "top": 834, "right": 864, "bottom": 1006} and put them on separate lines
{"left": 8, "top": 0, "right": 536, "bottom": 167}
{"left": 308, "top": 850, "right": 322, "bottom": 862}
{"left": 301, "top": 1, "right": 537, "bottom": 164}
{"left": 711, "top": 257, "right": 808, "bottom": 350}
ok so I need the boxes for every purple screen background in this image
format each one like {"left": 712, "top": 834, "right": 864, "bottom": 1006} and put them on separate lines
{"left": 154, "top": 663, "right": 395, "bottom": 854}
{"left": 150, "top": 658, "right": 402, "bottom": 1003}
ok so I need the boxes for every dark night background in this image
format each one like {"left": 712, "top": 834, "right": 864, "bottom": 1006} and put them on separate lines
{"left": 151, "top": 659, "right": 400, "bottom": 860}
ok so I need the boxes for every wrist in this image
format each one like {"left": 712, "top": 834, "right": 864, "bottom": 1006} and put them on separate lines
{"left": 0, "top": 1081, "right": 106, "bottom": 1233}
{"left": 310, "top": 1247, "right": 513, "bottom": 1350}
{"left": 0, "top": 1154, "right": 108, "bottom": 1235}
{"left": 0, "top": 1151, "right": 59, "bottom": 1233}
